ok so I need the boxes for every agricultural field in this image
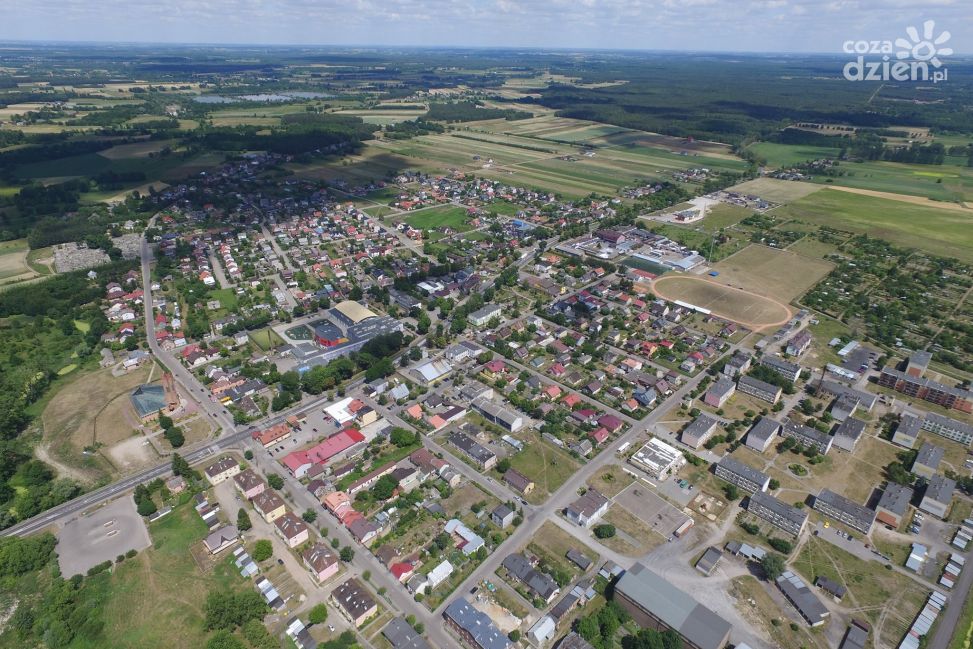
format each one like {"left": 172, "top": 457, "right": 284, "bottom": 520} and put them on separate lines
{"left": 811, "top": 159, "right": 973, "bottom": 203}
{"left": 771, "top": 188, "right": 973, "bottom": 263}
{"left": 728, "top": 177, "right": 824, "bottom": 204}
{"left": 710, "top": 244, "right": 835, "bottom": 303}
{"left": 651, "top": 274, "right": 792, "bottom": 330}
{"left": 747, "top": 142, "right": 842, "bottom": 168}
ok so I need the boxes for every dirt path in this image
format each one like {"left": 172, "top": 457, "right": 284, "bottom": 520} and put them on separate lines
{"left": 828, "top": 185, "right": 973, "bottom": 212}
{"left": 34, "top": 442, "right": 94, "bottom": 484}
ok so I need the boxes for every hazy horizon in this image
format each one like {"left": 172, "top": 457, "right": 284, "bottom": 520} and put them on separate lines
{"left": 3, "top": 0, "right": 970, "bottom": 55}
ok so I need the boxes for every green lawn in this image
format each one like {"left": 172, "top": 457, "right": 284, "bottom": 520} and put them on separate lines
{"left": 207, "top": 288, "right": 239, "bottom": 312}
{"left": 773, "top": 188, "right": 973, "bottom": 263}
{"left": 403, "top": 205, "right": 472, "bottom": 231}
{"left": 508, "top": 433, "right": 581, "bottom": 504}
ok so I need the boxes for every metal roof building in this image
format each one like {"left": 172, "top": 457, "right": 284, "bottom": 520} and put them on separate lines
{"left": 614, "top": 562, "right": 732, "bottom": 649}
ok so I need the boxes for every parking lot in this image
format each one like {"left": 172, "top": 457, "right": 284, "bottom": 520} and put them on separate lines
{"left": 57, "top": 497, "right": 152, "bottom": 576}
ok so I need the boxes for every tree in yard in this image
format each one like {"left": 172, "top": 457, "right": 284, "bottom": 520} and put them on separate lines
{"left": 237, "top": 508, "right": 252, "bottom": 532}
{"left": 371, "top": 474, "right": 399, "bottom": 501}
{"left": 171, "top": 453, "right": 192, "bottom": 477}
{"left": 308, "top": 603, "right": 328, "bottom": 625}
{"left": 508, "top": 629, "right": 521, "bottom": 642}
{"left": 390, "top": 427, "right": 418, "bottom": 447}
{"left": 164, "top": 426, "right": 185, "bottom": 448}
{"left": 302, "top": 509, "right": 317, "bottom": 523}
{"left": 496, "top": 458, "right": 511, "bottom": 474}
{"left": 722, "top": 483, "right": 740, "bottom": 501}
{"left": 340, "top": 546, "right": 355, "bottom": 562}
{"left": 267, "top": 474, "right": 285, "bottom": 490}
{"left": 761, "top": 553, "right": 786, "bottom": 581}
{"left": 205, "top": 630, "right": 246, "bottom": 649}
{"left": 593, "top": 524, "right": 616, "bottom": 539}
{"left": 252, "top": 539, "right": 273, "bottom": 562}
{"left": 158, "top": 414, "right": 174, "bottom": 430}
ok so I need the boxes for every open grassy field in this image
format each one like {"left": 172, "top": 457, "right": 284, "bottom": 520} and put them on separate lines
{"left": 508, "top": 432, "right": 581, "bottom": 504}
{"left": 791, "top": 536, "right": 928, "bottom": 648}
{"left": 711, "top": 244, "right": 835, "bottom": 303}
{"left": 402, "top": 205, "right": 472, "bottom": 231}
{"left": 748, "top": 142, "right": 842, "bottom": 168}
{"left": 42, "top": 363, "right": 156, "bottom": 482}
{"left": 526, "top": 521, "right": 599, "bottom": 580}
{"left": 728, "top": 576, "right": 827, "bottom": 649}
{"left": 101, "top": 502, "right": 251, "bottom": 649}
{"left": 771, "top": 188, "right": 973, "bottom": 263}
{"left": 651, "top": 275, "right": 792, "bottom": 329}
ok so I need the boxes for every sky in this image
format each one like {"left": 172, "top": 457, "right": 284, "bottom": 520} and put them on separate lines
{"left": 2, "top": 0, "right": 971, "bottom": 54}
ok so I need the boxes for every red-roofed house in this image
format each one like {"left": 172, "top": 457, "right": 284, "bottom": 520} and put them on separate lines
{"left": 598, "top": 414, "right": 624, "bottom": 433}
{"left": 391, "top": 562, "right": 414, "bottom": 582}
{"left": 562, "top": 393, "right": 582, "bottom": 409}
{"left": 589, "top": 427, "right": 610, "bottom": 445}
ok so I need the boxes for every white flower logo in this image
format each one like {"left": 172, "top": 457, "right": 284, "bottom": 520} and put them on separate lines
{"left": 896, "top": 19, "right": 953, "bottom": 68}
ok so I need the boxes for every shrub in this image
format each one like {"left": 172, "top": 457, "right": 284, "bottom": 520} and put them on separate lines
{"left": 252, "top": 540, "right": 273, "bottom": 562}
{"left": 593, "top": 524, "right": 616, "bottom": 539}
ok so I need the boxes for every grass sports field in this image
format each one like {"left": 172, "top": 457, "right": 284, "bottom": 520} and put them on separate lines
{"left": 773, "top": 187, "right": 973, "bottom": 263}
{"left": 711, "top": 244, "right": 835, "bottom": 303}
{"left": 651, "top": 275, "right": 791, "bottom": 330}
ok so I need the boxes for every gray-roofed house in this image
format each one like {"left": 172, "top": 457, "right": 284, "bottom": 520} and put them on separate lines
{"left": 566, "top": 548, "right": 592, "bottom": 571}
{"left": 490, "top": 504, "right": 515, "bottom": 529}
{"left": 566, "top": 489, "right": 609, "bottom": 528}
{"left": 556, "top": 632, "right": 595, "bottom": 649}
{"left": 745, "top": 417, "right": 781, "bottom": 452}
{"left": 443, "top": 598, "right": 511, "bottom": 649}
{"left": 875, "top": 483, "right": 913, "bottom": 529}
{"left": 383, "top": 618, "right": 432, "bottom": 649}
{"left": 746, "top": 491, "right": 808, "bottom": 536}
{"left": 502, "top": 553, "right": 560, "bottom": 603}
{"left": 714, "top": 456, "right": 770, "bottom": 493}
{"left": 813, "top": 489, "right": 875, "bottom": 534}
{"left": 912, "top": 441, "right": 945, "bottom": 480}
{"left": 892, "top": 413, "right": 923, "bottom": 449}
{"left": 449, "top": 431, "right": 497, "bottom": 470}
{"left": 920, "top": 475, "right": 956, "bottom": 519}
{"left": 695, "top": 547, "right": 723, "bottom": 576}
{"left": 833, "top": 417, "right": 866, "bottom": 452}
{"left": 614, "top": 562, "right": 732, "bottom": 649}
{"left": 777, "top": 571, "right": 829, "bottom": 627}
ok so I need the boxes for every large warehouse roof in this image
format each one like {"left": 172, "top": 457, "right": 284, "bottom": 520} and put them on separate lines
{"left": 615, "top": 563, "right": 731, "bottom": 649}
{"left": 334, "top": 300, "right": 378, "bottom": 324}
